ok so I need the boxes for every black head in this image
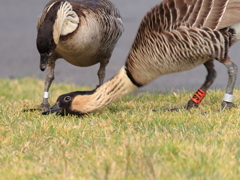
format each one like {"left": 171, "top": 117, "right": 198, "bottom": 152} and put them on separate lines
{"left": 37, "top": 2, "right": 62, "bottom": 71}
{"left": 42, "top": 90, "right": 96, "bottom": 116}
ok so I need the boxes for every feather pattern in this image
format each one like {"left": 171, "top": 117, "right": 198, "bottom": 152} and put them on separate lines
{"left": 137, "top": 0, "right": 240, "bottom": 33}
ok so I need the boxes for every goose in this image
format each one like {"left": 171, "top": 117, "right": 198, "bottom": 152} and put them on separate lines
{"left": 43, "top": 0, "right": 240, "bottom": 116}
{"left": 31, "top": 0, "right": 123, "bottom": 111}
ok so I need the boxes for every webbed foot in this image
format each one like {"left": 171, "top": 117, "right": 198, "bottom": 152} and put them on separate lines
{"left": 221, "top": 101, "right": 237, "bottom": 110}
{"left": 23, "top": 102, "right": 50, "bottom": 112}
{"left": 186, "top": 99, "right": 199, "bottom": 110}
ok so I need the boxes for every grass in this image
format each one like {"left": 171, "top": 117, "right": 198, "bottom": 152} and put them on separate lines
{"left": 0, "top": 77, "right": 239, "bottom": 180}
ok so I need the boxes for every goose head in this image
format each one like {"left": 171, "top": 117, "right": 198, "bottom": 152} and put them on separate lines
{"left": 37, "top": 1, "right": 79, "bottom": 71}
{"left": 36, "top": 2, "right": 60, "bottom": 71}
{"left": 42, "top": 90, "right": 96, "bottom": 116}
{"left": 37, "top": 25, "right": 57, "bottom": 71}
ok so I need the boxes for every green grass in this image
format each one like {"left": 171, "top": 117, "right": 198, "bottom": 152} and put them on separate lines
{"left": 0, "top": 78, "right": 239, "bottom": 180}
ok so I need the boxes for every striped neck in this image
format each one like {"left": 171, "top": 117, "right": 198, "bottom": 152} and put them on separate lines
{"left": 71, "top": 67, "right": 138, "bottom": 113}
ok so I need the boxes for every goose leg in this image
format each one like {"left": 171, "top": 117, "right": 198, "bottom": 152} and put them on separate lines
{"left": 97, "top": 60, "right": 109, "bottom": 86}
{"left": 23, "top": 59, "right": 55, "bottom": 112}
{"left": 23, "top": 61, "right": 55, "bottom": 112}
{"left": 37, "top": 62, "right": 55, "bottom": 111}
{"left": 221, "top": 56, "right": 238, "bottom": 109}
{"left": 187, "top": 59, "right": 216, "bottom": 109}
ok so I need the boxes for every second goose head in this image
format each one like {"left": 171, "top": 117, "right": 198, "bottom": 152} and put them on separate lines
{"left": 36, "top": 1, "right": 79, "bottom": 71}
{"left": 42, "top": 90, "right": 97, "bottom": 116}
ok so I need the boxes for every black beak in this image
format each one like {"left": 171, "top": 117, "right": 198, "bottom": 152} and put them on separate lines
{"left": 40, "top": 53, "right": 50, "bottom": 71}
{"left": 42, "top": 102, "right": 62, "bottom": 115}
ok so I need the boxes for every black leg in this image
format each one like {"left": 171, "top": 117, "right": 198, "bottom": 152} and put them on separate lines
{"left": 97, "top": 60, "right": 109, "bottom": 86}
{"left": 187, "top": 59, "right": 217, "bottom": 109}
{"left": 164, "top": 59, "right": 216, "bottom": 112}
{"left": 23, "top": 61, "right": 55, "bottom": 112}
{"left": 38, "top": 62, "right": 55, "bottom": 111}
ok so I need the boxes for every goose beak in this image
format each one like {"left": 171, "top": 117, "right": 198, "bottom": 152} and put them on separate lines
{"left": 42, "top": 102, "right": 61, "bottom": 115}
{"left": 40, "top": 53, "right": 50, "bottom": 71}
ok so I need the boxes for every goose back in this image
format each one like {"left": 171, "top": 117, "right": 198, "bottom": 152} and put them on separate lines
{"left": 37, "top": 0, "right": 122, "bottom": 30}
{"left": 137, "top": 0, "right": 240, "bottom": 32}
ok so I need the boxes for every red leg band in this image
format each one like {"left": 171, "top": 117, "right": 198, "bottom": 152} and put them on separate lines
{"left": 191, "top": 89, "right": 207, "bottom": 104}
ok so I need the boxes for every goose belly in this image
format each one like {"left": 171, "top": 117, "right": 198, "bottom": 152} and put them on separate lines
{"left": 144, "top": 49, "right": 211, "bottom": 75}
{"left": 56, "top": 49, "right": 101, "bottom": 67}
{"left": 128, "top": 48, "right": 212, "bottom": 86}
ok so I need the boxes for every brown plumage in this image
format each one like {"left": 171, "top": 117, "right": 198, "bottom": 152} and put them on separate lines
{"left": 31, "top": 0, "right": 123, "bottom": 111}
{"left": 43, "top": 0, "right": 240, "bottom": 116}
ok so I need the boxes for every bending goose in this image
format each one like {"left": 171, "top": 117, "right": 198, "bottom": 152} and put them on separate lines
{"left": 44, "top": 0, "right": 240, "bottom": 116}
{"left": 33, "top": 0, "right": 123, "bottom": 111}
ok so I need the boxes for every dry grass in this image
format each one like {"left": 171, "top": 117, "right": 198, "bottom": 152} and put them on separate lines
{"left": 0, "top": 78, "right": 239, "bottom": 180}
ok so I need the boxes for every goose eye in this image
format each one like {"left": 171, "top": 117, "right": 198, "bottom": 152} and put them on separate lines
{"left": 64, "top": 96, "right": 72, "bottom": 102}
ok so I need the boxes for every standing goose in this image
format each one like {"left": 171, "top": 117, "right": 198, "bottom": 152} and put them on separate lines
{"left": 44, "top": 0, "right": 240, "bottom": 116}
{"left": 33, "top": 0, "right": 123, "bottom": 111}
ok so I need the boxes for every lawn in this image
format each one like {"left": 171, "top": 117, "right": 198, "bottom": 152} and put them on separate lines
{"left": 0, "top": 78, "right": 239, "bottom": 180}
